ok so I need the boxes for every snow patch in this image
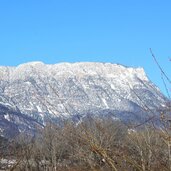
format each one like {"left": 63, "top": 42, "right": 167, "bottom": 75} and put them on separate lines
{"left": 4, "top": 114, "right": 10, "bottom": 121}
{"left": 112, "top": 116, "right": 120, "bottom": 121}
{"left": 37, "top": 106, "right": 42, "bottom": 112}
{"left": 102, "top": 98, "right": 109, "bottom": 108}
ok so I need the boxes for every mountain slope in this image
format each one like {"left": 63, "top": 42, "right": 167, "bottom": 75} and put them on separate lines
{"left": 0, "top": 62, "right": 168, "bottom": 137}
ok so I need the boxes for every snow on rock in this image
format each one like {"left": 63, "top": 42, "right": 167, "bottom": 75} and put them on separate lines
{"left": 0, "top": 61, "right": 168, "bottom": 136}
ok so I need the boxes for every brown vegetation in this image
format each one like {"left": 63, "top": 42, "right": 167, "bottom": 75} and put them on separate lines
{"left": 0, "top": 116, "right": 171, "bottom": 171}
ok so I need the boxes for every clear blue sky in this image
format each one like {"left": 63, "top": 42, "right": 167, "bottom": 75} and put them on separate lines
{"left": 0, "top": 0, "right": 171, "bottom": 95}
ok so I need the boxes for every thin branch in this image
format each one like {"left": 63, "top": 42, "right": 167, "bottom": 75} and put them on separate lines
{"left": 150, "top": 48, "right": 171, "bottom": 85}
{"left": 161, "top": 73, "right": 171, "bottom": 99}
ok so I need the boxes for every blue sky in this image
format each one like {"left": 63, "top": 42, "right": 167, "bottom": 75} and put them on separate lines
{"left": 0, "top": 0, "right": 171, "bottom": 95}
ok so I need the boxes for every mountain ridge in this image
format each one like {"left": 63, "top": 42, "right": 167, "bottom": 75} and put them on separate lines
{"left": 0, "top": 62, "right": 148, "bottom": 82}
{"left": 0, "top": 62, "right": 168, "bottom": 137}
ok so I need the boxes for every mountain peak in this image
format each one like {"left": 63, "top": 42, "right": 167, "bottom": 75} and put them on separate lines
{"left": 17, "top": 61, "right": 45, "bottom": 67}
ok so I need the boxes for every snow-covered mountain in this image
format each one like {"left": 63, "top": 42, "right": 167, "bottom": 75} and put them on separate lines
{"left": 0, "top": 62, "right": 168, "bottom": 137}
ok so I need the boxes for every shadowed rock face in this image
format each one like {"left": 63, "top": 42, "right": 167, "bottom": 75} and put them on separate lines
{"left": 0, "top": 62, "right": 168, "bottom": 137}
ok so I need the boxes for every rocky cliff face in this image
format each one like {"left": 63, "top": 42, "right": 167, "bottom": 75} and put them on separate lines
{"left": 0, "top": 62, "right": 168, "bottom": 137}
